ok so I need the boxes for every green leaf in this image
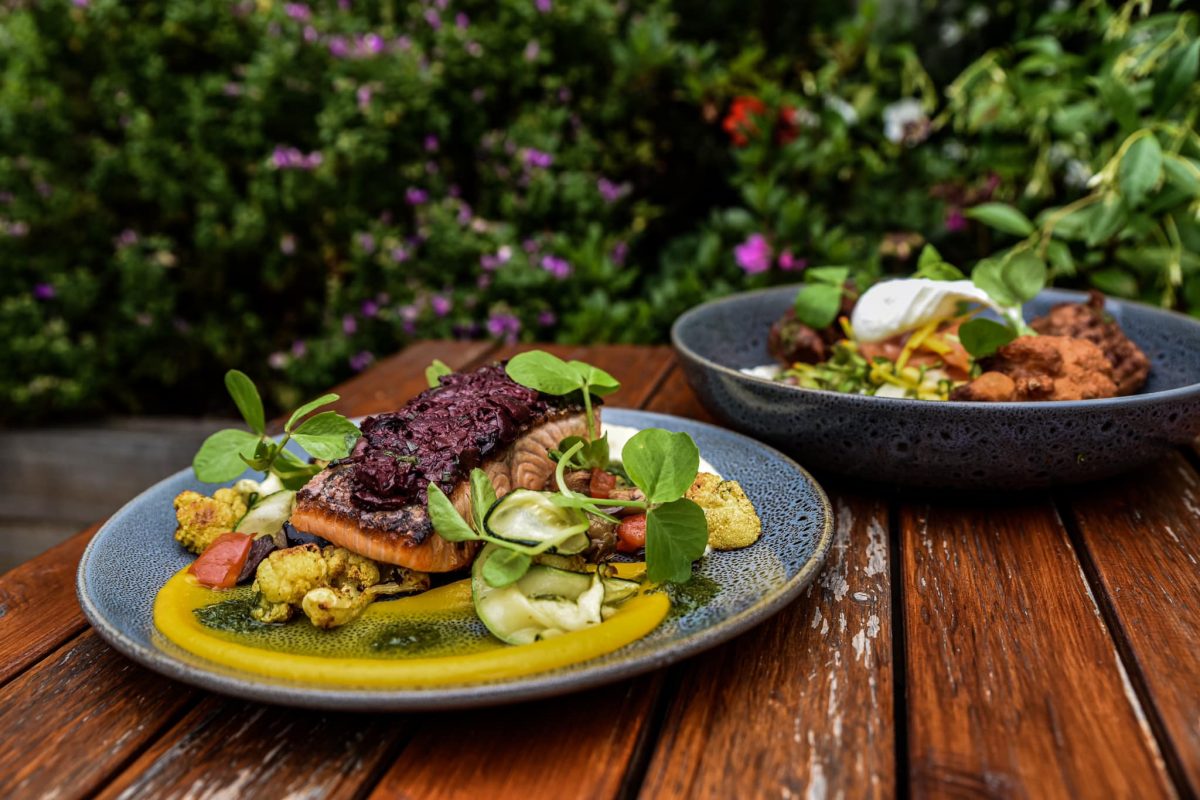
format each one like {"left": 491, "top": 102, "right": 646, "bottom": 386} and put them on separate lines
{"left": 1086, "top": 197, "right": 1129, "bottom": 247}
{"left": 224, "top": 370, "right": 265, "bottom": 435}
{"left": 1118, "top": 133, "right": 1164, "bottom": 209}
{"left": 1003, "top": 252, "right": 1048, "bottom": 303}
{"left": 793, "top": 283, "right": 843, "bottom": 329}
{"left": 285, "top": 393, "right": 339, "bottom": 432}
{"left": 622, "top": 429, "right": 700, "bottom": 504}
{"left": 469, "top": 468, "right": 497, "bottom": 534}
{"left": 505, "top": 351, "right": 584, "bottom": 395}
{"left": 914, "top": 244, "right": 965, "bottom": 280}
{"left": 290, "top": 412, "right": 361, "bottom": 460}
{"left": 193, "top": 428, "right": 261, "bottom": 483}
{"left": 427, "top": 483, "right": 479, "bottom": 542}
{"left": 1097, "top": 74, "right": 1139, "bottom": 133}
{"left": 964, "top": 203, "right": 1035, "bottom": 237}
{"left": 568, "top": 360, "right": 621, "bottom": 396}
{"left": 1152, "top": 40, "right": 1199, "bottom": 115}
{"left": 1163, "top": 155, "right": 1200, "bottom": 198}
{"left": 805, "top": 266, "right": 849, "bottom": 286}
{"left": 1044, "top": 240, "right": 1075, "bottom": 277}
{"left": 481, "top": 547, "right": 532, "bottom": 588}
{"left": 645, "top": 498, "right": 709, "bottom": 584}
{"left": 958, "top": 319, "right": 1018, "bottom": 359}
{"left": 425, "top": 359, "right": 452, "bottom": 388}
{"left": 1088, "top": 267, "right": 1139, "bottom": 298}
{"left": 555, "top": 433, "right": 611, "bottom": 471}
{"left": 971, "top": 259, "right": 1019, "bottom": 306}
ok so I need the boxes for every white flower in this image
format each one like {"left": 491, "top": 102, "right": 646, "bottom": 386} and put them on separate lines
{"left": 825, "top": 95, "right": 858, "bottom": 125}
{"left": 966, "top": 6, "right": 990, "bottom": 28}
{"left": 882, "top": 98, "right": 929, "bottom": 146}
{"left": 939, "top": 21, "right": 964, "bottom": 47}
{"left": 1065, "top": 159, "right": 1094, "bottom": 190}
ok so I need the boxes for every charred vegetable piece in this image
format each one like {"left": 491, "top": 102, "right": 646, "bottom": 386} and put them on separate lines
{"left": 190, "top": 532, "right": 254, "bottom": 589}
{"left": 235, "top": 535, "right": 279, "bottom": 585}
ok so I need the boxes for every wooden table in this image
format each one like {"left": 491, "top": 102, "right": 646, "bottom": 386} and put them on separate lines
{"left": 3, "top": 340, "right": 1199, "bottom": 799}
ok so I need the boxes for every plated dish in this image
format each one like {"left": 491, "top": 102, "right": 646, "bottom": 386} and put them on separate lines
{"left": 673, "top": 284, "right": 1200, "bottom": 489}
{"left": 77, "top": 357, "right": 832, "bottom": 710}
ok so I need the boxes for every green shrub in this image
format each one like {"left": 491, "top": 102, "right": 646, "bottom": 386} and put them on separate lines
{"left": 1, "top": 0, "right": 1195, "bottom": 421}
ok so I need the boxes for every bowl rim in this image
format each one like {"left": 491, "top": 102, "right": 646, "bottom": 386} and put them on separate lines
{"left": 671, "top": 284, "right": 1200, "bottom": 411}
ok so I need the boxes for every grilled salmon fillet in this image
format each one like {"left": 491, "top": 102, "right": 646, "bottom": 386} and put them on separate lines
{"left": 290, "top": 363, "right": 591, "bottom": 572}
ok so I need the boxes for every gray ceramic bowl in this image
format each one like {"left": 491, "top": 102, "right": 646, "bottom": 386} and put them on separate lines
{"left": 76, "top": 408, "right": 832, "bottom": 711}
{"left": 672, "top": 287, "right": 1200, "bottom": 489}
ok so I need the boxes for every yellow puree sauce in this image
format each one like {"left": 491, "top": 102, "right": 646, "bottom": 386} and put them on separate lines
{"left": 153, "top": 562, "right": 668, "bottom": 687}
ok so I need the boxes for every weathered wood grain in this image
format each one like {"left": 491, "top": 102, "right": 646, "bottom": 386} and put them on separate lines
{"left": 1065, "top": 451, "right": 1200, "bottom": 797}
{"left": 0, "top": 523, "right": 99, "bottom": 686}
{"left": 900, "top": 500, "right": 1172, "bottom": 798}
{"left": 98, "top": 696, "right": 402, "bottom": 800}
{"left": 643, "top": 362, "right": 715, "bottom": 423}
{"left": 0, "top": 631, "right": 197, "bottom": 800}
{"left": 639, "top": 491, "right": 893, "bottom": 800}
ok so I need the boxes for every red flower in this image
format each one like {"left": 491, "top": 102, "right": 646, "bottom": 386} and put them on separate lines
{"left": 723, "top": 96, "right": 767, "bottom": 147}
{"left": 777, "top": 105, "right": 800, "bottom": 144}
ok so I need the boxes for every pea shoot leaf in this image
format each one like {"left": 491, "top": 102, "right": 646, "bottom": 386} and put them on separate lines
{"left": 425, "top": 359, "right": 452, "bottom": 388}
{"left": 806, "top": 266, "right": 850, "bottom": 286}
{"left": 793, "top": 283, "right": 843, "bottom": 329}
{"left": 568, "top": 360, "right": 621, "bottom": 396}
{"left": 505, "top": 351, "right": 584, "bottom": 395}
{"left": 290, "top": 411, "right": 361, "bottom": 460}
{"left": 224, "top": 370, "right": 265, "bottom": 435}
{"left": 971, "top": 252, "right": 1047, "bottom": 307}
{"left": 622, "top": 429, "right": 699, "bottom": 504}
{"left": 645, "top": 498, "right": 709, "bottom": 584}
{"left": 914, "top": 245, "right": 966, "bottom": 280}
{"left": 481, "top": 547, "right": 533, "bottom": 588}
{"left": 469, "top": 468, "right": 497, "bottom": 534}
{"left": 958, "top": 318, "right": 1018, "bottom": 359}
{"left": 193, "top": 428, "right": 261, "bottom": 482}
{"left": 285, "top": 393, "right": 339, "bottom": 432}
{"left": 427, "top": 483, "right": 479, "bottom": 542}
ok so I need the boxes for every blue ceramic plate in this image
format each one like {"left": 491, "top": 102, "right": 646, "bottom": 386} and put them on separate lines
{"left": 76, "top": 408, "right": 832, "bottom": 711}
{"left": 673, "top": 287, "right": 1200, "bottom": 489}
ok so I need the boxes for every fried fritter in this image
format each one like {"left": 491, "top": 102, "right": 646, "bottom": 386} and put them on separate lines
{"left": 1031, "top": 291, "right": 1149, "bottom": 395}
{"left": 951, "top": 335, "right": 1118, "bottom": 402}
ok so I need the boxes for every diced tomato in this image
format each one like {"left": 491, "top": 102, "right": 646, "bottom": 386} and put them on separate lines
{"left": 616, "top": 514, "right": 647, "bottom": 553}
{"left": 589, "top": 468, "right": 617, "bottom": 500}
{"left": 189, "top": 532, "right": 254, "bottom": 589}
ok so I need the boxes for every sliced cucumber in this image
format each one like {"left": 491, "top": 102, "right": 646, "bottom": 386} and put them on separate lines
{"left": 484, "top": 489, "right": 589, "bottom": 555}
{"left": 472, "top": 545, "right": 643, "bottom": 645}
{"left": 235, "top": 487, "right": 295, "bottom": 537}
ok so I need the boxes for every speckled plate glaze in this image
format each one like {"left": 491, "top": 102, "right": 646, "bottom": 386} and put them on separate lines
{"left": 673, "top": 287, "right": 1200, "bottom": 489}
{"left": 76, "top": 408, "right": 832, "bottom": 711}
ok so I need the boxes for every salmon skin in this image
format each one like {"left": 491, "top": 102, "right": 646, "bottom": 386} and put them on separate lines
{"left": 291, "top": 363, "right": 591, "bottom": 573}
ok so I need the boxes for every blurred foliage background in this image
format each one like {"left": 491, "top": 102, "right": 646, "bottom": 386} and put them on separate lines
{"left": 1, "top": 0, "right": 1197, "bottom": 420}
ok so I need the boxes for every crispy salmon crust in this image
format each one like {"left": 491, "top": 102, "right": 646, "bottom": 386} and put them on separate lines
{"left": 291, "top": 409, "right": 592, "bottom": 573}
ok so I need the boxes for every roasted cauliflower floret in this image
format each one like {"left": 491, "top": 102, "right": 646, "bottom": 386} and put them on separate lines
{"left": 685, "top": 472, "right": 762, "bottom": 551}
{"left": 251, "top": 543, "right": 430, "bottom": 626}
{"left": 172, "top": 488, "right": 249, "bottom": 555}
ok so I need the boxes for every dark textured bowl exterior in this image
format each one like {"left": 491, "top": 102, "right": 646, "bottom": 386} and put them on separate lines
{"left": 672, "top": 287, "right": 1200, "bottom": 489}
{"left": 76, "top": 408, "right": 832, "bottom": 711}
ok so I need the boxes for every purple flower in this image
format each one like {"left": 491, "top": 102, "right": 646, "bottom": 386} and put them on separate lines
{"left": 536, "top": 0, "right": 552, "bottom": 12}
{"left": 424, "top": 9, "right": 441, "bottom": 29}
{"left": 223, "top": 82, "right": 242, "bottom": 97}
{"left": 115, "top": 229, "right": 139, "bottom": 248}
{"left": 425, "top": 160, "right": 439, "bottom": 175}
{"left": 303, "top": 25, "right": 318, "bottom": 43}
{"left": 945, "top": 206, "right": 967, "bottom": 233}
{"left": 778, "top": 250, "right": 807, "bottom": 271}
{"left": 337, "top": 0, "right": 350, "bottom": 9}
{"left": 611, "top": 241, "right": 628, "bottom": 266}
{"left": 431, "top": 295, "right": 452, "bottom": 316}
{"left": 72, "top": 0, "right": 89, "bottom": 7}
{"left": 540, "top": 255, "right": 571, "bottom": 279}
{"left": 291, "top": 339, "right": 307, "bottom": 357}
{"left": 356, "top": 85, "right": 372, "bottom": 111}
{"left": 456, "top": 202, "right": 472, "bottom": 225}
{"left": 465, "top": 41, "right": 483, "bottom": 57}
{"left": 279, "top": 233, "right": 296, "bottom": 255}
{"left": 597, "top": 177, "right": 629, "bottom": 204}
{"left": 284, "top": 3, "right": 311, "bottom": 21}
{"left": 455, "top": 12, "right": 469, "bottom": 28}
{"left": 33, "top": 282, "right": 55, "bottom": 300}
{"left": 487, "top": 312, "right": 521, "bottom": 342}
{"left": 391, "top": 246, "right": 410, "bottom": 263}
{"left": 477, "top": 274, "right": 492, "bottom": 289}
{"left": 328, "top": 36, "right": 349, "bottom": 58}
{"left": 538, "top": 310, "right": 557, "bottom": 327}
{"left": 7, "top": 221, "right": 29, "bottom": 238}
{"left": 734, "top": 234, "right": 772, "bottom": 275}
{"left": 524, "top": 40, "right": 540, "bottom": 61}
{"left": 480, "top": 245, "right": 512, "bottom": 271}
{"left": 342, "top": 314, "right": 358, "bottom": 334}
{"left": 424, "top": 134, "right": 440, "bottom": 153}
{"left": 356, "top": 232, "right": 376, "bottom": 254}
{"left": 349, "top": 351, "right": 374, "bottom": 372}
{"left": 361, "top": 33, "right": 384, "bottom": 54}
{"left": 405, "top": 187, "right": 428, "bottom": 206}
{"left": 523, "top": 148, "right": 553, "bottom": 169}
{"left": 271, "top": 146, "right": 322, "bottom": 171}
{"left": 361, "top": 299, "right": 379, "bottom": 318}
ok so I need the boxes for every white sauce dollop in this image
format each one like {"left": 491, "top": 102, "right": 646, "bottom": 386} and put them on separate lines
{"left": 850, "top": 278, "right": 997, "bottom": 343}
{"left": 603, "top": 423, "right": 719, "bottom": 477}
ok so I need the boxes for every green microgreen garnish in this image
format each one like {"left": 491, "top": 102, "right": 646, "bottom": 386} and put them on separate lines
{"left": 958, "top": 318, "right": 1019, "bottom": 359}
{"left": 793, "top": 266, "right": 850, "bottom": 329}
{"left": 192, "top": 370, "right": 360, "bottom": 489}
{"left": 505, "top": 350, "right": 620, "bottom": 451}
{"left": 425, "top": 359, "right": 452, "bottom": 388}
{"left": 913, "top": 245, "right": 966, "bottom": 281}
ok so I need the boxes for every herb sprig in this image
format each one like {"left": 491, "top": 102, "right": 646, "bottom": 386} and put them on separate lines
{"left": 792, "top": 266, "right": 851, "bottom": 329}
{"left": 192, "top": 370, "right": 361, "bottom": 489}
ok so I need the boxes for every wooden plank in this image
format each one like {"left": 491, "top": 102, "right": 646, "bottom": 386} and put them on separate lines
{"left": 368, "top": 344, "right": 676, "bottom": 800}
{"left": 0, "top": 523, "right": 99, "bottom": 686}
{"left": 900, "top": 500, "right": 1173, "bottom": 798}
{"left": 643, "top": 361, "right": 715, "bottom": 423}
{"left": 638, "top": 491, "right": 894, "bottom": 799}
{"left": 1064, "top": 451, "right": 1200, "bottom": 796}
{"left": 97, "top": 696, "right": 402, "bottom": 800}
{"left": 0, "top": 631, "right": 197, "bottom": 800}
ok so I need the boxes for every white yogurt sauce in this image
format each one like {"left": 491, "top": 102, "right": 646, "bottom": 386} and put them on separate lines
{"left": 850, "top": 278, "right": 996, "bottom": 342}
{"left": 602, "top": 422, "right": 719, "bottom": 477}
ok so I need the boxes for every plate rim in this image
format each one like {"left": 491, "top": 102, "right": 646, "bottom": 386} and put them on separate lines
{"left": 76, "top": 407, "right": 834, "bottom": 711}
